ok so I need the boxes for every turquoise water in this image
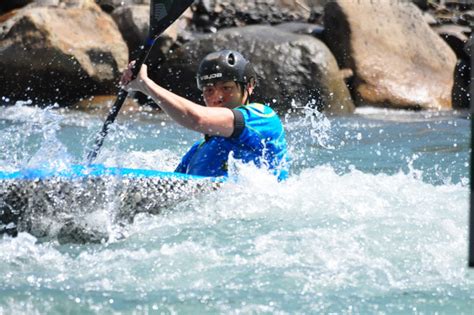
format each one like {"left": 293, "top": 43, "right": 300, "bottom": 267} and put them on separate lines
{"left": 0, "top": 102, "right": 473, "bottom": 314}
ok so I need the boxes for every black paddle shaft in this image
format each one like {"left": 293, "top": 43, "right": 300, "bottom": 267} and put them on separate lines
{"left": 86, "top": 0, "right": 195, "bottom": 164}
{"left": 86, "top": 45, "right": 152, "bottom": 164}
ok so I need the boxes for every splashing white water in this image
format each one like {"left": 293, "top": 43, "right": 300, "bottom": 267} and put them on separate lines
{"left": 1, "top": 163, "right": 471, "bottom": 313}
{"left": 286, "top": 99, "right": 335, "bottom": 150}
{"left": 0, "top": 103, "right": 73, "bottom": 171}
{"left": 0, "top": 101, "right": 472, "bottom": 313}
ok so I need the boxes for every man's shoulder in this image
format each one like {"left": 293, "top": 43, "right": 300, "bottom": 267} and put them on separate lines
{"left": 237, "top": 103, "right": 277, "bottom": 119}
{"left": 233, "top": 103, "right": 284, "bottom": 141}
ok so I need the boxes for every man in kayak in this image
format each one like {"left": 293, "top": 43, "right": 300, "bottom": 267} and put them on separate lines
{"left": 121, "top": 49, "right": 289, "bottom": 180}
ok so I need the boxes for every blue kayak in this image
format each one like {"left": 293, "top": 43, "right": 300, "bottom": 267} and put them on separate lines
{"left": 0, "top": 164, "right": 223, "bottom": 243}
{"left": 0, "top": 164, "right": 224, "bottom": 182}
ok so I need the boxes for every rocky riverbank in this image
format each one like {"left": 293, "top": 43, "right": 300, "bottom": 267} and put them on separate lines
{"left": 0, "top": 0, "right": 471, "bottom": 114}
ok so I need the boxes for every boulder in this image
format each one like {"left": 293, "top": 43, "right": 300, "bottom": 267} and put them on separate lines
{"left": 443, "top": 0, "right": 472, "bottom": 12}
{"left": 32, "top": 0, "right": 98, "bottom": 9}
{"left": 274, "top": 22, "right": 328, "bottom": 43}
{"left": 324, "top": 0, "right": 457, "bottom": 110}
{"left": 411, "top": 0, "right": 429, "bottom": 11}
{"left": 75, "top": 95, "right": 136, "bottom": 113}
{"left": 112, "top": 5, "right": 149, "bottom": 58}
{"left": 431, "top": 4, "right": 462, "bottom": 26}
{"left": 459, "top": 10, "right": 474, "bottom": 27}
{"left": 274, "top": 22, "right": 325, "bottom": 39}
{"left": 153, "top": 25, "right": 355, "bottom": 114}
{"left": 432, "top": 24, "right": 470, "bottom": 58}
{"left": 112, "top": 5, "right": 193, "bottom": 59}
{"left": 0, "top": 0, "right": 99, "bottom": 11}
{"left": 73, "top": 94, "right": 158, "bottom": 116}
{"left": 0, "top": 1, "right": 34, "bottom": 15}
{"left": 0, "top": 2, "right": 128, "bottom": 104}
{"left": 191, "top": 0, "right": 327, "bottom": 32}
{"left": 422, "top": 12, "right": 438, "bottom": 25}
{"left": 96, "top": 0, "right": 149, "bottom": 13}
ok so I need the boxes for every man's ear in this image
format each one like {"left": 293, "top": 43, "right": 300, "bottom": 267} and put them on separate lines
{"left": 247, "top": 78, "right": 256, "bottom": 94}
{"left": 249, "top": 77, "right": 256, "bottom": 87}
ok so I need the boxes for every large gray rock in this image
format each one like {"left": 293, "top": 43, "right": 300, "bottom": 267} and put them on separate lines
{"left": 112, "top": 4, "right": 193, "bottom": 59}
{"left": 0, "top": 0, "right": 95, "bottom": 15}
{"left": 0, "top": 0, "right": 34, "bottom": 15}
{"left": 96, "top": 0, "right": 149, "bottom": 13}
{"left": 274, "top": 22, "right": 325, "bottom": 38}
{"left": 112, "top": 5, "right": 149, "bottom": 58}
{"left": 324, "top": 0, "right": 457, "bottom": 110}
{"left": 432, "top": 24, "right": 470, "bottom": 58}
{"left": 153, "top": 25, "right": 355, "bottom": 114}
{"left": 0, "top": 2, "right": 128, "bottom": 104}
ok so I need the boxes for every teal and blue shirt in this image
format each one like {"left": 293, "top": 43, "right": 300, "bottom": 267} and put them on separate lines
{"left": 175, "top": 103, "right": 289, "bottom": 180}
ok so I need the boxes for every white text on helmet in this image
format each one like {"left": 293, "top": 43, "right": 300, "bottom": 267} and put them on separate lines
{"left": 200, "top": 73, "right": 223, "bottom": 80}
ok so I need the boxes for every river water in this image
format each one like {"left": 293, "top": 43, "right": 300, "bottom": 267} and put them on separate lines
{"left": 0, "top": 101, "right": 472, "bottom": 314}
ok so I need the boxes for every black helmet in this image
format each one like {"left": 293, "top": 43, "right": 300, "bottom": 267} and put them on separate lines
{"left": 196, "top": 50, "right": 257, "bottom": 90}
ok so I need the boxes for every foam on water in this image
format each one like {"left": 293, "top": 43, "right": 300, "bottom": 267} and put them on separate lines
{"left": 0, "top": 102, "right": 185, "bottom": 171}
{"left": 0, "top": 164, "right": 472, "bottom": 313}
{"left": 0, "top": 103, "right": 74, "bottom": 171}
{"left": 0, "top": 102, "right": 472, "bottom": 313}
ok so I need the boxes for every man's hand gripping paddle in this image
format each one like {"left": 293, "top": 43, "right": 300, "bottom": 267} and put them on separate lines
{"left": 86, "top": 0, "right": 194, "bottom": 164}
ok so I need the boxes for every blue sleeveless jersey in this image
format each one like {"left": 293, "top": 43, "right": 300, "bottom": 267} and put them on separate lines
{"left": 175, "top": 103, "right": 289, "bottom": 180}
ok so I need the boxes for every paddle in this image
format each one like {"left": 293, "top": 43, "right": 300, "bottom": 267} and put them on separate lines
{"left": 86, "top": 0, "right": 195, "bottom": 164}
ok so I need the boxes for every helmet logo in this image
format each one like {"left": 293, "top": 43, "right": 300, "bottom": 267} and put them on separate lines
{"left": 200, "top": 73, "right": 223, "bottom": 80}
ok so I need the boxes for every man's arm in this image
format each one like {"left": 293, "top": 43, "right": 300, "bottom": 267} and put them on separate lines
{"left": 122, "top": 63, "right": 234, "bottom": 137}
{"left": 142, "top": 78, "right": 235, "bottom": 137}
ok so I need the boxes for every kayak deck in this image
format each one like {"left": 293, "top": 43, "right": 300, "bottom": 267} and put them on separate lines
{"left": 0, "top": 164, "right": 223, "bottom": 181}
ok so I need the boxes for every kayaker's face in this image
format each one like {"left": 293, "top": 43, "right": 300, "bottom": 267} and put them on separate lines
{"left": 202, "top": 81, "right": 247, "bottom": 109}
